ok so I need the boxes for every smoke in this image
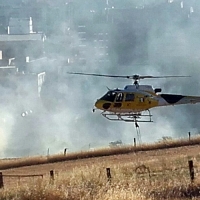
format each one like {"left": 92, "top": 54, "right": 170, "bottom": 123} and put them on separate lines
{"left": 1, "top": 0, "right": 200, "bottom": 157}
{"left": 145, "top": 1, "right": 200, "bottom": 137}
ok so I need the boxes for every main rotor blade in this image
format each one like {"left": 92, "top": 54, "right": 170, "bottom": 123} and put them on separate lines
{"left": 67, "top": 72, "right": 131, "bottom": 78}
{"left": 139, "top": 75, "right": 191, "bottom": 79}
{"left": 67, "top": 72, "right": 190, "bottom": 80}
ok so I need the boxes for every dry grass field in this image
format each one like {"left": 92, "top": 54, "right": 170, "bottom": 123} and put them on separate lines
{"left": 1, "top": 137, "right": 200, "bottom": 199}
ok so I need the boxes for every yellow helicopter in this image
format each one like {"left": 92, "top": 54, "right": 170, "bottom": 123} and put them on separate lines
{"left": 68, "top": 72, "right": 200, "bottom": 124}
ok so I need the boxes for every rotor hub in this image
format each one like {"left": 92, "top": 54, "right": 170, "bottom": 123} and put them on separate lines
{"left": 132, "top": 74, "right": 140, "bottom": 80}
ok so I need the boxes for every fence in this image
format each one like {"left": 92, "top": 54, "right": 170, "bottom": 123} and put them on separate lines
{"left": 0, "top": 173, "right": 44, "bottom": 188}
{"left": 104, "top": 160, "right": 195, "bottom": 186}
{"left": 0, "top": 159, "right": 195, "bottom": 189}
{"left": 104, "top": 161, "right": 195, "bottom": 184}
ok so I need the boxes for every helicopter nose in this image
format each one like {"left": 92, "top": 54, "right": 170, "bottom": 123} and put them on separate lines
{"left": 95, "top": 100, "right": 111, "bottom": 110}
{"left": 95, "top": 99, "right": 102, "bottom": 109}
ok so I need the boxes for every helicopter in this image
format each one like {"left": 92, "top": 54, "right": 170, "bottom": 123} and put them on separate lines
{"left": 67, "top": 72, "right": 200, "bottom": 124}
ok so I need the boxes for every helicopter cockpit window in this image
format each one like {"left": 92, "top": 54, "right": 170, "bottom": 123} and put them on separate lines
{"left": 100, "top": 91, "right": 116, "bottom": 102}
{"left": 116, "top": 93, "right": 124, "bottom": 102}
{"left": 125, "top": 93, "right": 134, "bottom": 101}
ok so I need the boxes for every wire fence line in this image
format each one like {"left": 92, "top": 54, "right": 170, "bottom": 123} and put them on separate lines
{"left": 0, "top": 160, "right": 195, "bottom": 188}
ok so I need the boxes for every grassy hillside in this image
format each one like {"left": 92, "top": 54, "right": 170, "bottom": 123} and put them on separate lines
{"left": 1, "top": 137, "right": 200, "bottom": 199}
{"left": 0, "top": 136, "right": 200, "bottom": 170}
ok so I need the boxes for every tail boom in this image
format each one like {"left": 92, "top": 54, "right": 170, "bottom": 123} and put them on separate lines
{"left": 158, "top": 94, "right": 200, "bottom": 106}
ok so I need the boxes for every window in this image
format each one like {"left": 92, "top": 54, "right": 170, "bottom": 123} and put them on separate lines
{"left": 100, "top": 91, "right": 116, "bottom": 102}
{"left": 125, "top": 93, "right": 134, "bottom": 101}
{"left": 116, "top": 93, "right": 124, "bottom": 102}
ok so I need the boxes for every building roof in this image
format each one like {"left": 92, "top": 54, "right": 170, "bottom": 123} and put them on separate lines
{"left": 0, "top": 33, "right": 45, "bottom": 42}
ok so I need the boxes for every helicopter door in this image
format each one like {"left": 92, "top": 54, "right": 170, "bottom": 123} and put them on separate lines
{"left": 125, "top": 93, "right": 135, "bottom": 108}
{"left": 125, "top": 93, "right": 135, "bottom": 101}
{"left": 114, "top": 92, "right": 124, "bottom": 108}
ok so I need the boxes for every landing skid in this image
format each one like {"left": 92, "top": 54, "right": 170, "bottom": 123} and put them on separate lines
{"left": 101, "top": 110, "right": 153, "bottom": 123}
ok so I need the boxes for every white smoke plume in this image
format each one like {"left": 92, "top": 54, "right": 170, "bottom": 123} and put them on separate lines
{"left": 1, "top": 0, "right": 200, "bottom": 157}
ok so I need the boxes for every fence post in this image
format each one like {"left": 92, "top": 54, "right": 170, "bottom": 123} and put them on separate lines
{"left": 0, "top": 172, "right": 3, "bottom": 188}
{"left": 64, "top": 148, "right": 67, "bottom": 156}
{"left": 188, "top": 132, "right": 191, "bottom": 141}
{"left": 133, "top": 138, "right": 136, "bottom": 147}
{"left": 188, "top": 160, "right": 194, "bottom": 183}
{"left": 106, "top": 168, "right": 111, "bottom": 182}
{"left": 49, "top": 170, "right": 54, "bottom": 184}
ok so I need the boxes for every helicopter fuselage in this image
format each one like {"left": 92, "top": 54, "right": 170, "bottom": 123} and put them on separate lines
{"left": 94, "top": 84, "right": 200, "bottom": 114}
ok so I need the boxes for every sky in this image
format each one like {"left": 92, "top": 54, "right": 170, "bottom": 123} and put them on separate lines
{"left": 1, "top": 0, "right": 200, "bottom": 157}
